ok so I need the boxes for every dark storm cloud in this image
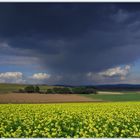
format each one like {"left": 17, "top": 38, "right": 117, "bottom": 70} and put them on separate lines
{"left": 1, "top": 3, "right": 140, "bottom": 84}
{"left": 0, "top": 3, "right": 108, "bottom": 38}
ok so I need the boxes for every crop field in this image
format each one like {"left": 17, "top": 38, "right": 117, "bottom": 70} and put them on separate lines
{"left": 0, "top": 93, "right": 98, "bottom": 103}
{"left": 0, "top": 102, "right": 140, "bottom": 138}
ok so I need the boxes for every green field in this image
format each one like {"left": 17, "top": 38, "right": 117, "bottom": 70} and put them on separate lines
{"left": 82, "top": 93, "right": 140, "bottom": 102}
{"left": 1, "top": 83, "right": 140, "bottom": 102}
{"left": 0, "top": 83, "right": 55, "bottom": 93}
{"left": 0, "top": 102, "right": 140, "bottom": 138}
{"left": 0, "top": 84, "right": 26, "bottom": 93}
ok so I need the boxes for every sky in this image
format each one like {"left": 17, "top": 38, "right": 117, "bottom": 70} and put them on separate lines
{"left": 0, "top": 3, "right": 140, "bottom": 85}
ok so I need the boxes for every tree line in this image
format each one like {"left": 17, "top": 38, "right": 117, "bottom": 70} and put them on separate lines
{"left": 18, "top": 85, "right": 97, "bottom": 94}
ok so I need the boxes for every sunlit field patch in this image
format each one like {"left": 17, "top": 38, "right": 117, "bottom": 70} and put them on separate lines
{"left": 0, "top": 102, "right": 140, "bottom": 138}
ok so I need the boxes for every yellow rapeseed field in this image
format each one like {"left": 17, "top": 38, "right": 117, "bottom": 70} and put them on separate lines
{"left": 0, "top": 102, "right": 140, "bottom": 138}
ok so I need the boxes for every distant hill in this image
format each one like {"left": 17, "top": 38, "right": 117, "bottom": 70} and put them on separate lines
{"left": 1, "top": 83, "right": 140, "bottom": 93}
{"left": 91, "top": 84, "right": 140, "bottom": 91}
{"left": 54, "top": 84, "right": 140, "bottom": 91}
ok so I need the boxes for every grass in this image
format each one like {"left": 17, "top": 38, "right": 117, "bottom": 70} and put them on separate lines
{"left": 82, "top": 93, "right": 140, "bottom": 101}
{"left": 0, "top": 83, "right": 55, "bottom": 93}
{"left": 1, "top": 83, "right": 140, "bottom": 102}
{"left": 0, "top": 83, "right": 26, "bottom": 93}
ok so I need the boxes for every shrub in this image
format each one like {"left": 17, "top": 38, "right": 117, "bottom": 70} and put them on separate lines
{"left": 18, "top": 89, "right": 25, "bottom": 93}
{"left": 85, "top": 88, "right": 97, "bottom": 94}
{"left": 24, "top": 85, "right": 35, "bottom": 93}
{"left": 71, "top": 87, "right": 97, "bottom": 94}
{"left": 47, "top": 89, "right": 53, "bottom": 94}
{"left": 34, "top": 86, "right": 40, "bottom": 93}
{"left": 46, "top": 87, "right": 97, "bottom": 94}
{"left": 46, "top": 87, "right": 72, "bottom": 94}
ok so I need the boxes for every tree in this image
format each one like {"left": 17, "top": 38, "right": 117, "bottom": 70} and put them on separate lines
{"left": 34, "top": 85, "right": 40, "bottom": 93}
{"left": 71, "top": 87, "right": 97, "bottom": 94}
{"left": 47, "top": 89, "right": 53, "bottom": 93}
{"left": 85, "top": 88, "right": 97, "bottom": 94}
{"left": 24, "top": 85, "right": 35, "bottom": 93}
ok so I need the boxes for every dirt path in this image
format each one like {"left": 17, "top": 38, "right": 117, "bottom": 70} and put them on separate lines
{"left": 98, "top": 91, "right": 124, "bottom": 95}
{"left": 0, "top": 93, "right": 102, "bottom": 103}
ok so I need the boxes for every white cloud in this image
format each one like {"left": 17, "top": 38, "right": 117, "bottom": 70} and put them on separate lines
{"left": 0, "top": 72, "right": 23, "bottom": 79}
{"left": 87, "top": 65, "right": 131, "bottom": 84}
{"left": 98, "top": 65, "right": 131, "bottom": 80}
{"left": 0, "top": 72, "right": 25, "bottom": 83}
{"left": 87, "top": 72, "right": 94, "bottom": 79}
{"left": 31, "top": 73, "right": 51, "bottom": 80}
{"left": 0, "top": 72, "right": 52, "bottom": 84}
{"left": 87, "top": 71, "right": 104, "bottom": 82}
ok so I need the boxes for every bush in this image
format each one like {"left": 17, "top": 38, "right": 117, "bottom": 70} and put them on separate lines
{"left": 18, "top": 89, "right": 25, "bottom": 93}
{"left": 61, "top": 88, "right": 72, "bottom": 94}
{"left": 24, "top": 85, "right": 35, "bottom": 93}
{"left": 53, "top": 88, "right": 63, "bottom": 94}
{"left": 34, "top": 86, "right": 40, "bottom": 93}
{"left": 18, "top": 85, "right": 42, "bottom": 93}
{"left": 47, "top": 87, "right": 72, "bottom": 94}
{"left": 47, "top": 89, "right": 53, "bottom": 94}
{"left": 85, "top": 88, "right": 97, "bottom": 94}
{"left": 71, "top": 87, "right": 97, "bottom": 94}
{"left": 46, "top": 87, "right": 97, "bottom": 94}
